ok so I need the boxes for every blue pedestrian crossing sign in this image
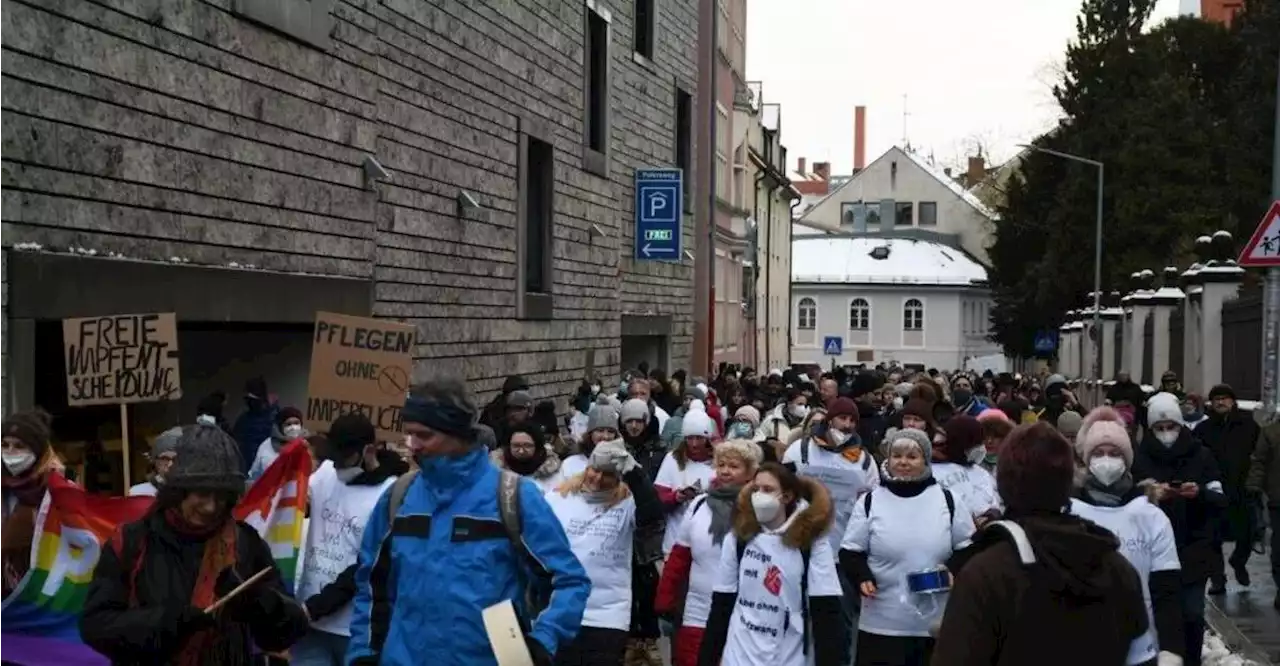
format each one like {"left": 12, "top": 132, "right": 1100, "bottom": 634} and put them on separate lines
{"left": 633, "top": 169, "right": 683, "bottom": 261}
{"left": 1033, "top": 330, "right": 1058, "bottom": 353}
{"left": 823, "top": 336, "right": 843, "bottom": 356}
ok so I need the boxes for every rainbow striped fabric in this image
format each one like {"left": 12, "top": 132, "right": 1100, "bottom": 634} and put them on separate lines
{"left": 1, "top": 440, "right": 313, "bottom": 664}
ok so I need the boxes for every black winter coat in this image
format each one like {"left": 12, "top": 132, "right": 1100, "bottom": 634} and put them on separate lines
{"left": 81, "top": 513, "right": 309, "bottom": 666}
{"left": 1194, "top": 410, "right": 1258, "bottom": 503}
{"left": 1131, "top": 430, "right": 1228, "bottom": 583}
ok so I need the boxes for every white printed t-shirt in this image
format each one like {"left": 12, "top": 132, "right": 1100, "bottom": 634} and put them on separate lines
{"left": 655, "top": 453, "right": 715, "bottom": 554}
{"left": 1069, "top": 496, "right": 1181, "bottom": 664}
{"left": 714, "top": 501, "right": 843, "bottom": 666}
{"left": 840, "top": 483, "right": 975, "bottom": 637}
{"left": 673, "top": 495, "right": 728, "bottom": 628}
{"left": 297, "top": 461, "right": 398, "bottom": 637}
{"left": 545, "top": 491, "right": 637, "bottom": 631}
{"left": 782, "top": 439, "right": 880, "bottom": 552}
{"left": 931, "top": 462, "right": 1000, "bottom": 518}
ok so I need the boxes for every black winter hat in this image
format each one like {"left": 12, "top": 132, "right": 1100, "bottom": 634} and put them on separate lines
{"left": 1208, "top": 384, "right": 1236, "bottom": 401}
{"left": 277, "top": 406, "right": 304, "bottom": 428}
{"left": 327, "top": 412, "right": 376, "bottom": 456}
{"left": 165, "top": 424, "right": 245, "bottom": 492}
{"left": 1, "top": 410, "right": 51, "bottom": 458}
{"left": 245, "top": 376, "right": 268, "bottom": 400}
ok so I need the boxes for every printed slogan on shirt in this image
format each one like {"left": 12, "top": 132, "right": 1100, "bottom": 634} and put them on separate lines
{"left": 62, "top": 313, "right": 182, "bottom": 406}
{"left": 305, "top": 312, "right": 415, "bottom": 441}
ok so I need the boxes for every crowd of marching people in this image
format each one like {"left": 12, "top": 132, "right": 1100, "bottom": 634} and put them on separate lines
{"left": 0, "top": 363, "right": 1274, "bottom": 666}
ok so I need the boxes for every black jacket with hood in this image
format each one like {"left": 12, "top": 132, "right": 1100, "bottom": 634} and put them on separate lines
{"left": 1130, "top": 428, "right": 1227, "bottom": 583}
{"left": 931, "top": 513, "right": 1149, "bottom": 666}
{"left": 302, "top": 450, "right": 410, "bottom": 621}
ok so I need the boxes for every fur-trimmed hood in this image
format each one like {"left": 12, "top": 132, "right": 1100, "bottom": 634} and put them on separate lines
{"left": 489, "top": 445, "right": 563, "bottom": 480}
{"left": 732, "top": 476, "right": 833, "bottom": 549}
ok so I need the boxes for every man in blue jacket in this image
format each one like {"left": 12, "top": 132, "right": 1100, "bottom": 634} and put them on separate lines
{"left": 346, "top": 378, "right": 591, "bottom": 666}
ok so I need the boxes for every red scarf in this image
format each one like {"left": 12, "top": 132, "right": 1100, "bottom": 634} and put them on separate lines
{"left": 160, "top": 509, "right": 238, "bottom": 666}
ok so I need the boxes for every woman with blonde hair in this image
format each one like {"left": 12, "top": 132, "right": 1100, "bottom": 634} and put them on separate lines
{"left": 546, "top": 440, "right": 664, "bottom": 666}
{"left": 656, "top": 439, "right": 763, "bottom": 666}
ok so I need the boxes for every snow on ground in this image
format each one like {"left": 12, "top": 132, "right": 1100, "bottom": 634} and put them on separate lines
{"left": 1202, "top": 629, "right": 1264, "bottom": 666}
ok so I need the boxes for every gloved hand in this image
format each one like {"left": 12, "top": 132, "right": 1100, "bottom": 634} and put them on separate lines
{"left": 590, "top": 439, "right": 638, "bottom": 475}
{"left": 173, "top": 605, "right": 217, "bottom": 637}
{"left": 212, "top": 567, "right": 264, "bottom": 621}
{"left": 525, "top": 635, "right": 552, "bottom": 666}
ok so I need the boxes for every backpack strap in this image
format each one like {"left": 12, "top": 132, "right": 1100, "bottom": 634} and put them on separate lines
{"left": 800, "top": 545, "right": 812, "bottom": 656}
{"left": 863, "top": 491, "right": 873, "bottom": 516}
{"left": 941, "top": 488, "right": 956, "bottom": 523}
{"left": 498, "top": 470, "right": 528, "bottom": 561}
{"left": 987, "top": 520, "right": 1037, "bottom": 565}
{"left": 800, "top": 439, "right": 810, "bottom": 465}
{"left": 386, "top": 468, "right": 420, "bottom": 524}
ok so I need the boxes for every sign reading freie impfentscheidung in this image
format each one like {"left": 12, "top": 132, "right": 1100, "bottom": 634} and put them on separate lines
{"left": 63, "top": 313, "right": 183, "bottom": 406}
{"left": 305, "top": 312, "right": 415, "bottom": 441}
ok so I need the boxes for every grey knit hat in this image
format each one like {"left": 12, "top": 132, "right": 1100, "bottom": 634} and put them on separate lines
{"left": 150, "top": 426, "right": 183, "bottom": 459}
{"left": 587, "top": 396, "right": 621, "bottom": 433}
{"left": 620, "top": 399, "right": 650, "bottom": 424}
{"left": 885, "top": 427, "right": 932, "bottom": 461}
{"left": 165, "top": 424, "right": 246, "bottom": 492}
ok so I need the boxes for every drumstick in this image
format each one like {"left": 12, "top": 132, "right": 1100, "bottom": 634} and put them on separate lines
{"left": 204, "top": 567, "right": 272, "bottom": 614}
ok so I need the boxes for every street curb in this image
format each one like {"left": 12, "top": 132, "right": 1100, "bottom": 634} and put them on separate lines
{"left": 1204, "top": 594, "right": 1274, "bottom": 664}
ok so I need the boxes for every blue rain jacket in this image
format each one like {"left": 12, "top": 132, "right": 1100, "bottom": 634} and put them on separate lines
{"left": 346, "top": 447, "right": 590, "bottom": 665}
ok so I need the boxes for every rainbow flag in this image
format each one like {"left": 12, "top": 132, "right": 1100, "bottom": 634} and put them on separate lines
{"left": 233, "top": 439, "right": 311, "bottom": 594}
{"left": 0, "top": 440, "right": 312, "bottom": 664}
{"left": 1, "top": 472, "right": 151, "bottom": 663}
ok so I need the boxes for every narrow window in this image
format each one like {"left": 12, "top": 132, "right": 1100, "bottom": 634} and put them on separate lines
{"left": 798, "top": 298, "right": 817, "bottom": 329}
{"left": 849, "top": 298, "right": 870, "bottom": 330}
{"left": 675, "top": 88, "right": 693, "bottom": 207}
{"left": 634, "top": 0, "right": 655, "bottom": 59}
{"left": 918, "top": 201, "right": 938, "bottom": 226}
{"left": 903, "top": 299, "right": 924, "bottom": 331}
{"left": 520, "top": 131, "right": 555, "bottom": 318}
{"left": 895, "top": 201, "right": 914, "bottom": 226}
{"left": 583, "top": 3, "right": 611, "bottom": 175}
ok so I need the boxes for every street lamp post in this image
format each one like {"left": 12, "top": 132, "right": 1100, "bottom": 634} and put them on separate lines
{"left": 1020, "top": 144, "right": 1105, "bottom": 396}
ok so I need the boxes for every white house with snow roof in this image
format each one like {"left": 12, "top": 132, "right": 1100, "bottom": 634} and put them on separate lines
{"left": 796, "top": 146, "right": 997, "bottom": 265}
{"left": 791, "top": 235, "right": 1003, "bottom": 369}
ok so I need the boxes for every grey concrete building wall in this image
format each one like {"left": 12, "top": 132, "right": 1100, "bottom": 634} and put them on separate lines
{"left": 1, "top": 0, "right": 697, "bottom": 409}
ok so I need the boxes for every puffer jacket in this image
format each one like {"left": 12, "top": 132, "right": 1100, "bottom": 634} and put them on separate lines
{"left": 346, "top": 446, "right": 591, "bottom": 665}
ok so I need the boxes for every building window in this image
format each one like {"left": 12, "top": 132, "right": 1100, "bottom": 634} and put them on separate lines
{"left": 849, "top": 298, "right": 869, "bottom": 330}
{"left": 518, "top": 122, "right": 555, "bottom": 320}
{"left": 918, "top": 201, "right": 937, "bottom": 226}
{"left": 798, "top": 298, "right": 816, "bottom": 329}
{"left": 675, "top": 87, "right": 692, "bottom": 208}
{"left": 903, "top": 298, "right": 924, "bottom": 331}
{"left": 715, "top": 104, "right": 729, "bottom": 201}
{"left": 583, "top": 2, "right": 611, "bottom": 176}
{"left": 633, "top": 0, "right": 655, "bottom": 60}
{"left": 895, "top": 201, "right": 913, "bottom": 226}
{"left": 864, "top": 202, "right": 882, "bottom": 228}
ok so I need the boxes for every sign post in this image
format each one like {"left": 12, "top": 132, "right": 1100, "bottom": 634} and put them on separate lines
{"left": 634, "top": 169, "right": 683, "bottom": 261}
{"left": 304, "top": 312, "right": 416, "bottom": 442}
{"left": 62, "top": 312, "right": 183, "bottom": 489}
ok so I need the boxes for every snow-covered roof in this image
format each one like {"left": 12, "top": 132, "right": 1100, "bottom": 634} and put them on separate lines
{"left": 791, "top": 237, "right": 988, "bottom": 286}
{"left": 898, "top": 149, "right": 999, "bottom": 220}
{"left": 1152, "top": 287, "right": 1185, "bottom": 299}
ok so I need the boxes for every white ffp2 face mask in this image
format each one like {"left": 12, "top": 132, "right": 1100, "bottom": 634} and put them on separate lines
{"left": 751, "top": 491, "right": 783, "bottom": 524}
{"left": 284, "top": 424, "right": 304, "bottom": 439}
{"left": 3, "top": 452, "right": 36, "bottom": 476}
{"left": 966, "top": 447, "right": 987, "bottom": 465}
{"left": 1089, "top": 456, "right": 1127, "bottom": 486}
{"left": 1155, "top": 430, "right": 1180, "bottom": 447}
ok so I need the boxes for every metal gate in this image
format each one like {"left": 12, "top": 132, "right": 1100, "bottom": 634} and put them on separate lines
{"left": 1169, "top": 308, "right": 1184, "bottom": 381}
{"left": 1141, "top": 314, "right": 1154, "bottom": 385}
{"left": 1113, "top": 319, "right": 1123, "bottom": 378}
{"left": 1221, "top": 293, "right": 1262, "bottom": 401}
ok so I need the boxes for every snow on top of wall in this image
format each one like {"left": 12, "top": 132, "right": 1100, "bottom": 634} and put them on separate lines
{"left": 792, "top": 236, "right": 988, "bottom": 286}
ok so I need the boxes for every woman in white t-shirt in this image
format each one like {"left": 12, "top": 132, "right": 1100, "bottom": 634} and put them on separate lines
{"left": 655, "top": 404, "right": 718, "bottom": 554}
{"left": 545, "top": 439, "right": 665, "bottom": 665}
{"left": 929, "top": 415, "right": 1001, "bottom": 527}
{"left": 839, "top": 428, "right": 975, "bottom": 666}
{"left": 1070, "top": 407, "right": 1185, "bottom": 666}
{"left": 489, "top": 423, "right": 564, "bottom": 492}
{"left": 562, "top": 395, "right": 621, "bottom": 479}
{"left": 655, "top": 439, "right": 763, "bottom": 666}
{"left": 697, "top": 462, "right": 845, "bottom": 666}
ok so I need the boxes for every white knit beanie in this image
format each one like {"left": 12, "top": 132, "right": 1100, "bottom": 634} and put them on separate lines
{"left": 681, "top": 406, "right": 716, "bottom": 439}
{"left": 1146, "top": 393, "right": 1183, "bottom": 428}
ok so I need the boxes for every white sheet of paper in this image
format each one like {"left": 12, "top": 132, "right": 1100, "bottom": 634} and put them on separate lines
{"left": 483, "top": 599, "right": 534, "bottom": 666}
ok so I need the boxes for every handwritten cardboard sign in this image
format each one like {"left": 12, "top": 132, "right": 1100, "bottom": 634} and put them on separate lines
{"left": 305, "top": 312, "right": 415, "bottom": 441}
{"left": 63, "top": 313, "right": 183, "bottom": 406}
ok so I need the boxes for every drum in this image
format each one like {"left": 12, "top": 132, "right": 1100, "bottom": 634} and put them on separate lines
{"left": 905, "top": 567, "right": 952, "bottom": 595}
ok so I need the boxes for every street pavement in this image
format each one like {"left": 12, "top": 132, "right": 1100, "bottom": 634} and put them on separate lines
{"left": 1206, "top": 548, "right": 1280, "bottom": 664}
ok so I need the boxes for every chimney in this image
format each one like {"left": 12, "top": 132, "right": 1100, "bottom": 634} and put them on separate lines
{"left": 944, "top": 167, "right": 952, "bottom": 178}
{"left": 798, "top": 157, "right": 807, "bottom": 176}
{"left": 814, "top": 162, "right": 831, "bottom": 181}
{"left": 853, "top": 106, "right": 867, "bottom": 170}
{"left": 966, "top": 155, "right": 986, "bottom": 186}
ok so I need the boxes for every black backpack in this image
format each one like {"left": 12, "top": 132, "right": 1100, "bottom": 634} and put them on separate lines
{"left": 863, "top": 486, "right": 956, "bottom": 523}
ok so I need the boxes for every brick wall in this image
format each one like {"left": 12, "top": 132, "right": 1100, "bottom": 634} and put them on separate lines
{"left": 1, "top": 0, "right": 698, "bottom": 410}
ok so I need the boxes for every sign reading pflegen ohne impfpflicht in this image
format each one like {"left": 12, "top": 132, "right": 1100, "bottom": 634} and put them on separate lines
{"left": 305, "top": 312, "right": 416, "bottom": 441}
{"left": 62, "top": 313, "right": 183, "bottom": 406}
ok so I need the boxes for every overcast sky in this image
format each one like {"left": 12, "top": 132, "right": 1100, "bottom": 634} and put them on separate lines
{"left": 745, "top": 0, "right": 1185, "bottom": 176}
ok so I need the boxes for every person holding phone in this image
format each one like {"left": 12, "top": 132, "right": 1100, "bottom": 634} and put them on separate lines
{"left": 1131, "top": 392, "right": 1226, "bottom": 666}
